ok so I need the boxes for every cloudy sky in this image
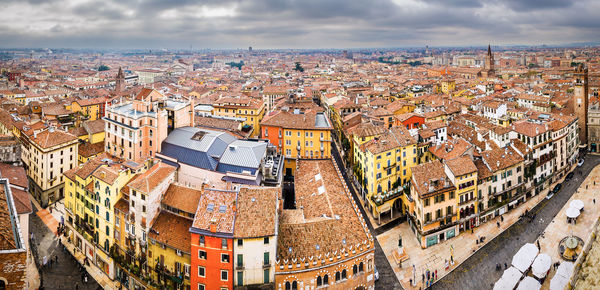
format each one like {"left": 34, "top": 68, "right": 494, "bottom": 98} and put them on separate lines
{"left": 0, "top": 0, "right": 599, "bottom": 49}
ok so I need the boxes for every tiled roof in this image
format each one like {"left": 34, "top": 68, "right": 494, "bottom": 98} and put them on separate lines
{"left": 0, "top": 163, "right": 28, "bottom": 189}
{"left": 445, "top": 155, "right": 477, "bottom": 176}
{"left": 149, "top": 211, "right": 192, "bottom": 253}
{"left": 0, "top": 184, "right": 17, "bottom": 250}
{"left": 128, "top": 162, "right": 176, "bottom": 194}
{"left": 234, "top": 187, "right": 278, "bottom": 238}
{"left": 191, "top": 188, "right": 237, "bottom": 234}
{"left": 277, "top": 159, "right": 371, "bottom": 263}
{"left": 78, "top": 142, "right": 104, "bottom": 158}
{"left": 261, "top": 110, "right": 332, "bottom": 130}
{"left": 412, "top": 160, "right": 453, "bottom": 196}
{"left": 29, "top": 129, "right": 77, "bottom": 149}
{"left": 162, "top": 184, "right": 202, "bottom": 215}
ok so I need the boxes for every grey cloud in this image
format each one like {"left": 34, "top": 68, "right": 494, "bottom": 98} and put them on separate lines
{"left": 0, "top": 0, "right": 597, "bottom": 48}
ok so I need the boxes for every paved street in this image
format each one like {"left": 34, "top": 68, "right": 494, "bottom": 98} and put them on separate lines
{"left": 30, "top": 207, "right": 101, "bottom": 290}
{"left": 434, "top": 154, "right": 600, "bottom": 290}
{"left": 331, "top": 143, "right": 402, "bottom": 289}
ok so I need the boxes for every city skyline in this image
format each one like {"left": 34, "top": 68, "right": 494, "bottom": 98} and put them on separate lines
{"left": 0, "top": 0, "right": 599, "bottom": 49}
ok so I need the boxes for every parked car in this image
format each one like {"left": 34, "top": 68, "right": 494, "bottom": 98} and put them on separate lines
{"left": 374, "top": 267, "right": 380, "bottom": 281}
{"left": 546, "top": 192, "right": 554, "bottom": 200}
{"left": 566, "top": 172, "right": 574, "bottom": 181}
{"left": 553, "top": 184, "right": 562, "bottom": 194}
{"left": 578, "top": 159, "right": 585, "bottom": 167}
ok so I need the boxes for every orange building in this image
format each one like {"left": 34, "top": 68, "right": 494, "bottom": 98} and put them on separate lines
{"left": 190, "top": 188, "right": 237, "bottom": 290}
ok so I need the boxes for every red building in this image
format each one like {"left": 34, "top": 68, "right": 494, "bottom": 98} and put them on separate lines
{"left": 395, "top": 113, "right": 425, "bottom": 130}
{"left": 190, "top": 188, "right": 237, "bottom": 290}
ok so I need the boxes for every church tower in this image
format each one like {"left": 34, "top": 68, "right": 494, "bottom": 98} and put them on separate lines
{"left": 484, "top": 44, "right": 495, "bottom": 77}
{"left": 115, "top": 67, "right": 125, "bottom": 93}
{"left": 573, "top": 64, "right": 589, "bottom": 146}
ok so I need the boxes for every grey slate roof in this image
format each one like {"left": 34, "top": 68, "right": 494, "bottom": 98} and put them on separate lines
{"left": 219, "top": 140, "right": 267, "bottom": 169}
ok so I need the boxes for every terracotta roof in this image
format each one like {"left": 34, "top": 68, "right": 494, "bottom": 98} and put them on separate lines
{"left": 277, "top": 159, "right": 372, "bottom": 263}
{"left": 162, "top": 184, "right": 202, "bottom": 215}
{"left": 428, "top": 138, "right": 472, "bottom": 161}
{"left": 128, "top": 162, "right": 176, "bottom": 194}
{"left": 83, "top": 119, "right": 105, "bottom": 135}
{"left": 10, "top": 188, "right": 32, "bottom": 215}
{"left": 261, "top": 110, "right": 332, "bottom": 130}
{"left": 149, "top": 211, "right": 192, "bottom": 253}
{"left": 29, "top": 129, "right": 77, "bottom": 149}
{"left": 191, "top": 188, "right": 237, "bottom": 234}
{"left": 411, "top": 160, "right": 453, "bottom": 197}
{"left": 511, "top": 120, "right": 548, "bottom": 137}
{"left": 234, "top": 187, "right": 278, "bottom": 238}
{"left": 0, "top": 164, "right": 28, "bottom": 189}
{"left": 360, "top": 126, "right": 416, "bottom": 154}
{"left": 114, "top": 197, "right": 129, "bottom": 214}
{"left": 78, "top": 142, "right": 104, "bottom": 158}
{"left": 445, "top": 155, "right": 477, "bottom": 176}
{"left": 0, "top": 185, "right": 17, "bottom": 250}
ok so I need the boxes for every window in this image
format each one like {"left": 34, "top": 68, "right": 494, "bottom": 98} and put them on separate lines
{"left": 221, "top": 270, "right": 228, "bottom": 281}
{"left": 221, "top": 253, "right": 230, "bottom": 263}
{"left": 353, "top": 264, "right": 358, "bottom": 275}
{"left": 342, "top": 269, "right": 347, "bottom": 279}
{"left": 198, "top": 266, "right": 205, "bottom": 277}
{"left": 198, "top": 285, "right": 205, "bottom": 290}
{"left": 199, "top": 235, "right": 205, "bottom": 245}
{"left": 222, "top": 238, "right": 228, "bottom": 249}
{"left": 198, "top": 250, "right": 207, "bottom": 260}
{"left": 237, "top": 254, "right": 243, "bottom": 267}
{"left": 238, "top": 239, "right": 243, "bottom": 246}
{"left": 264, "top": 252, "right": 269, "bottom": 265}
{"left": 264, "top": 268, "right": 270, "bottom": 284}
{"left": 264, "top": 237, "right": 269, "bottom": 244}
{"left": 237, "top": 271, "right": 243, "bottom": 286}
{"left": 335, "top": 271, "right": 341, "bottom": 281}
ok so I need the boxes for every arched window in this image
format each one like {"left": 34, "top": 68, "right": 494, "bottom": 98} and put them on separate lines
{"left": 105, "top": 187, "right": 110, "bottom": 196}
{"left": 335, "top": 271, "right": 341, "bottom": 281}
{"left": 95, "top": 181, "right": 100, "bottom": 189}
{"left": 316, "top": 276, "right": 322, "bottom": 287}
{"left": 342, "top": 269, "right": 347, "bottom": 279}
{"left": 323, "top": 274, "right": 329, "bottom": 285}
{"left": 353, "top": 264, "right": 358, "bottom": 275}
{"left": 285, "top": 282, "right": 291, "bottom": 290}
{"left": 359, "top": 262, "right": 364, "bottom": 272}
{"left": 0, "top": 278, "right": 6, "bottom": 290}
{"left": 292, "top": 281, "right": 297, "bottom": 290}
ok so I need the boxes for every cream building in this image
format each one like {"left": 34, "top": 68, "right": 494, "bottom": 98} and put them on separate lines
{"left": 21, "top": 127, "right": 78, "bottom": 207}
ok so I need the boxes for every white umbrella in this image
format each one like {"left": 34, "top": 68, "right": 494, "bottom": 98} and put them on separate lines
{"left": 550, "top": 274, "right": 569, "bottom": 290}
{"left": 570, "top": 199, "right": 584, "bottom": 211}
{"left": 555, "top": 261, "right": 575, "bottom": 279}
{"left": 531, "top": 253, "right": 552, "bottom": 279}
{"left": 512, "top": 243, "right": 539, "bottom": 273}
{"left": 494, "top": 266, "right": 523, "bottom": 290}
{"left": 517, "top": 276, "right": 541, "bottom": 290}
{"left": 566, "top": 207, "right": 580, "bottom": 219}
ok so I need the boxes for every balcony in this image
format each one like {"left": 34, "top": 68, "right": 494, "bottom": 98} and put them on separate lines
{"left": 371, "top": 185, "right": 406, "bottom": 206}
{"left": 236, "top": 263, "right": 244, "bottom": 270}
{"left": 384, "top": 162, "right": 396, "bottom": 170}
{"left": 263, "top": 262, "right": 271, "bottom": 268}
{"left": 424, "top": 211, "right": 455, "bottom": 226}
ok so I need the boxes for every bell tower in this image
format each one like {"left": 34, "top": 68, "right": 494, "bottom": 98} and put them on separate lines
{"left": 573, "top": 64, "right": 589, "bottom": 146}
{"left": 484, "top": 44, "right": 495, "bottom": 77}
{"left": 115, "top": 67, "right": 125, "bottom": 93}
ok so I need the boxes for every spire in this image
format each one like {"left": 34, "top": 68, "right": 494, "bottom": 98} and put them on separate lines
{"left": 487, "top": 44, "right": 492, "bottom": 56}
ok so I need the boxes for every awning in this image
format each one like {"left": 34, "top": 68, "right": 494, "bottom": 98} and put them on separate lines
{"left": 531, "top": 253, "right": 551, "bottom": 279}
{"left": 493, "top": 266, "right": 523, "bottom": 290}
{"left": 517, "top": 276, "right": 541, "bottom": 290}
{"left": 512, "top": 243, "right": 539, "bottom": 273}
{"left": 566, "top": 207, "right": 580, "bottom": 219}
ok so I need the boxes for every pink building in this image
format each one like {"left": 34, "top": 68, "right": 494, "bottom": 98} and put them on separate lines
{"left": 104, "top": 88, "right": 194, "bottom": 163}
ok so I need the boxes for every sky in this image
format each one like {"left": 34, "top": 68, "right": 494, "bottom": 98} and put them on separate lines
{"left": 0, "top": 0, "right": 599, "bottom": 49}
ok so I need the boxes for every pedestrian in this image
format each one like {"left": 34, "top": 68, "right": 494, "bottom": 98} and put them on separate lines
{"left": 55, "top": 255, "right": 58, "bottom": 264}
{"left": 504, "top": 263, "right": 508, "bottom": 269}
{"left": 84, "top": 275, "right": 88, "bottom": 283}
{"left": 422, "top": 273, "right": 425, "bottom": 284}
{"left": 49, "top": 258, "right": 53, "bottom": 268}
{"left": 594, "top": 199, "right": 596, "bottom": 204}
{"left": 497, "top": 221, "right": 500, "bottom": 228}
{"left": 43, "top": 255, "right": 47, "bottom": 267}
{"left": 435, "top": 270, "right": 438, "bottom": 280}
{"left": 75, "top": 283, "right": 79, "bottom": 290}
{"left": 471, "top": 228, "right": 474, "bottom": 234}
{"left": 501, "top": 215, "right": 504, "bottom": 222}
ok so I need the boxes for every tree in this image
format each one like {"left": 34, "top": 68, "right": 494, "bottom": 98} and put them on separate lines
{"left": 294, "top": 62, "right": 304, "bottom": 72}
{"left": 98, "top": 65, "right": 110, "bottom": 71}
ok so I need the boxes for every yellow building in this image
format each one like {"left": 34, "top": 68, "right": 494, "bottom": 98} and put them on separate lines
{"left": 147, "top": 184, "right": 200, "bottom": 289}
{"left": 354, "top": 127, "right": 417, "bottom": 224}
{"left": 212, "top": 96, "right": 265, "bottom": 137}
{"left": 63, "top": 154, "right": 137, "bottom": 280}
{"left": 408, "top": 156, "right": 478, "bottom": 248}
{"left": 440, "top": 79, "right": 456, "bottom": 94}
{"left": 260, "top": 110, "right": 333, "bottom": 176}
{"left": 71, "top": 97, "right": 108, "bottom": 121}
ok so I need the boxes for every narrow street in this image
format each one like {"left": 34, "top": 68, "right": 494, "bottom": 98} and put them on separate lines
{"left": 331, "top": 143, "right": 402, "bottom": 289}
{"left": 30, "top": 207, "right": 101, "bottom": 290}
{"left": 434, "top": 154, "right": 600, "bottom": 289}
